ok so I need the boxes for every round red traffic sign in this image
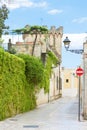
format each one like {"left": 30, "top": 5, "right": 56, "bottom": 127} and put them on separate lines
{"left": 76, "top": 67, "right": 84, "bottom": 76}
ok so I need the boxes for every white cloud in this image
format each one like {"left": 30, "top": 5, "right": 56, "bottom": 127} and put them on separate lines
{"left": 0, "top": 0, "right": 48, "bottom": 10}
{"left": 34, "top": 1, "right": 47, "bottom": 8}
{"left": 48, "top": 9, "right": 63, "bottom": 15}
{"left": 63, "top": 33, "right": 87, "bottom": 49}
{"left": 72, "top": 17, "right": 87, "bottom": 23}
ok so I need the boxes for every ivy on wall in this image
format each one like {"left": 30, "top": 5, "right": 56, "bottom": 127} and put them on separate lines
{"left": 0, "top": 48, "right": 36, "bottom": 120}
{"left": 17, "top": 51, "right": 59, "bottom": 93}
{"left": 43, "top": 51, "right": 59, "bottom": 93}
{"left": 17, "top": 54, "right": 44, "bottom": 86}
{"left": 0, "top": 48, "right": 59, "bottom": 120}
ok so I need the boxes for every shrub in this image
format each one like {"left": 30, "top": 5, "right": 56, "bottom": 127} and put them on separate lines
{"left": 0, "top": 49, "right": 36, "bottom": 120}
{"left": 17, "top": 54, "right": 44, "bottom": 86}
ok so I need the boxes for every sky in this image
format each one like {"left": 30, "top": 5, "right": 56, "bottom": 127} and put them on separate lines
{"left": 1, "top": 0, "right": 87, "bottom": 68}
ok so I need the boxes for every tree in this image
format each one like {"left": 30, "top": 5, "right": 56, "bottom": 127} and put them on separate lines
{"left": 13, "top": 25, "right": 48, "bottom": 56}
{"left": 0, "top": 4, "right": 9, "bottom": 37}
{"left": 28, "top": 26, "right": 48, "bottom": 56}
{"left": 0, "top": 37, "right": 4, "bottom": 47}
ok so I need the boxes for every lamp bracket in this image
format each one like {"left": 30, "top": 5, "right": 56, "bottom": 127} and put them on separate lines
{"left": 66, "top": 49, "right": 84, "bottom": 54}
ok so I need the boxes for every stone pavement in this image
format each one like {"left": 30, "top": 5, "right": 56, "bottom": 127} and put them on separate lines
{"left": 0, "top": 97, "right": 87, "bottom": 130}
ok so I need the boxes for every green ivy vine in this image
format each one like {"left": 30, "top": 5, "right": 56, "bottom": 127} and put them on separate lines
{"left": 43, "top": 51, "right": 59, "bottom": 93}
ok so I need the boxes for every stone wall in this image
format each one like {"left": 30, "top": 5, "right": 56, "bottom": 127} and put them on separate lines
{"left": 61, "top": 68, "right": 78, "bottom": 97}
{"left": 82, "top": 41, "right": 87, "bottom": 119}
{"left": 36, "top": 65, "right": 62, "bottom": 105}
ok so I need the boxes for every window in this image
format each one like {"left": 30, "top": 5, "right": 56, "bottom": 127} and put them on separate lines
{"left": 41, "top": 53, "right": 46, "bottom": 65}
{"left": 66, "top": 79, "right": 69, "bottom": 83}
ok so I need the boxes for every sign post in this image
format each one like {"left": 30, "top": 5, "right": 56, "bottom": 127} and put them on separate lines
{"left": 76, "top": 67, "right": 84, "bottom": 121}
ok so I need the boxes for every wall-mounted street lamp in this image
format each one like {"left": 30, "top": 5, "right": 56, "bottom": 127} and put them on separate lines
{"left": 63, "top": 36, "right": 84, "bottom": 54}
{"left": 63, "top": 36, "right": 84, "bottom": 121}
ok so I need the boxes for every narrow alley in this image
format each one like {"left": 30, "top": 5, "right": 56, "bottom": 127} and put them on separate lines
{"left": 0, "top": 96, "right": 87, "bottom": 130}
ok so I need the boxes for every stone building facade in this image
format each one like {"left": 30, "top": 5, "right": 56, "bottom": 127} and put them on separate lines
{"left": 82, "top": 40, "right": 87, "bottom": 119}
{"left": 61, "top": 67, "right": 79, "bottom": 97}
{"left": 9, "top": 26, "right": 63, "bottom": 105}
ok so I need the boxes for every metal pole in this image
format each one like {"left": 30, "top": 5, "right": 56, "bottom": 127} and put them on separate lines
{"left": 78, "top": 76, "right": 80, "bottom": 121}
{"left": 59, "top": 63, "right": 61, "bottom": 94}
